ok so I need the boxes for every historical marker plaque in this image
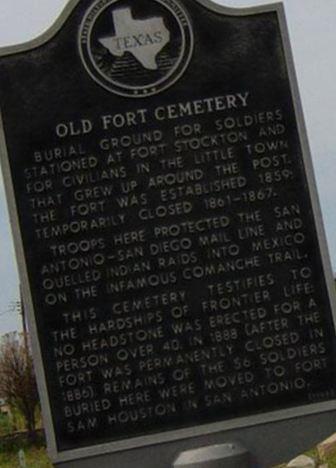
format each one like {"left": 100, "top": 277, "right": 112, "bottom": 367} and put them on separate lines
{"left": 1, "top": 0, "right": 336, "bottom": 464}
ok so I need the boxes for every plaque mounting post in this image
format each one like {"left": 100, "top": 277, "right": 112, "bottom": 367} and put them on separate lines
{"left": 173, "top": 443, "right": 252, "bottom": 468}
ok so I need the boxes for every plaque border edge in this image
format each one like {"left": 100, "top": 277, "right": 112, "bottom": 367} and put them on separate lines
{"left": 0, "top": 0, "right": 284, "bottom": 57}
{"left": 1, "top": 0, "right": 336, "bottom": 464}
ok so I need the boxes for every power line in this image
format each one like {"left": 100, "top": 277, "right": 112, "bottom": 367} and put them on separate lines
{"left": 0, "top": 310, "right": 11, "bottom": 317}
{"left": 0, "top": 300, "right": 21, "bottom": 317}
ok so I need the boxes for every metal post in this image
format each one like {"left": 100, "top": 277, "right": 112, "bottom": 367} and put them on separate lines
{"left": 18, "top": 449, "right": 27, "bottom": 468}
{"left": 173, "top": 443, "right": 252, "bottom": 468}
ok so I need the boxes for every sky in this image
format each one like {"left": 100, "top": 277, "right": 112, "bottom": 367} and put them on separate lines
{"left": 0, "top": 0, "right": 336, "bottom": 334}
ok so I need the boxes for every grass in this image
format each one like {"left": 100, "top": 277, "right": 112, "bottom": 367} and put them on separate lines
{"left": 274, "top": 446, "right": 336, "bottom": 467}
{"left": 0, "top": 440, "right": 335, "bottom": 468}
{"left": 0, "top": 445, "right": 52, "bottom": 468}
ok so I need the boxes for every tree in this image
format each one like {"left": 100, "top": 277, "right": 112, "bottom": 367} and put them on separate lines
{"left": 0, "top": 332, "right": 39, "bottom": 439}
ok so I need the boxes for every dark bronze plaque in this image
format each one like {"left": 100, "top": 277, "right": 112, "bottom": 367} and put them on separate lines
{"left": 1, "top": 0, "right": 336, "bottom": 462}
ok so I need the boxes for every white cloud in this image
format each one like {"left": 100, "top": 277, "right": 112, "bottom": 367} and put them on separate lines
{"left": 0, "top": 0, "right": 67, "bottom": 46}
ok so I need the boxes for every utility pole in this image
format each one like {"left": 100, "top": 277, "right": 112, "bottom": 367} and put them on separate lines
{"left": 19, "top": 286, "right": 29, "bottom": 351}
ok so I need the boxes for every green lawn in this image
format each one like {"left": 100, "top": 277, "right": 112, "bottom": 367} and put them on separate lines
{"left": 0, "top": 443, "right": 336, "bottom": 467}
{"left": 275, "top": 446, "right": 336, "bottom": 467}
{"left": 0, "top": 446, "right": 52, "bottom": 468}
